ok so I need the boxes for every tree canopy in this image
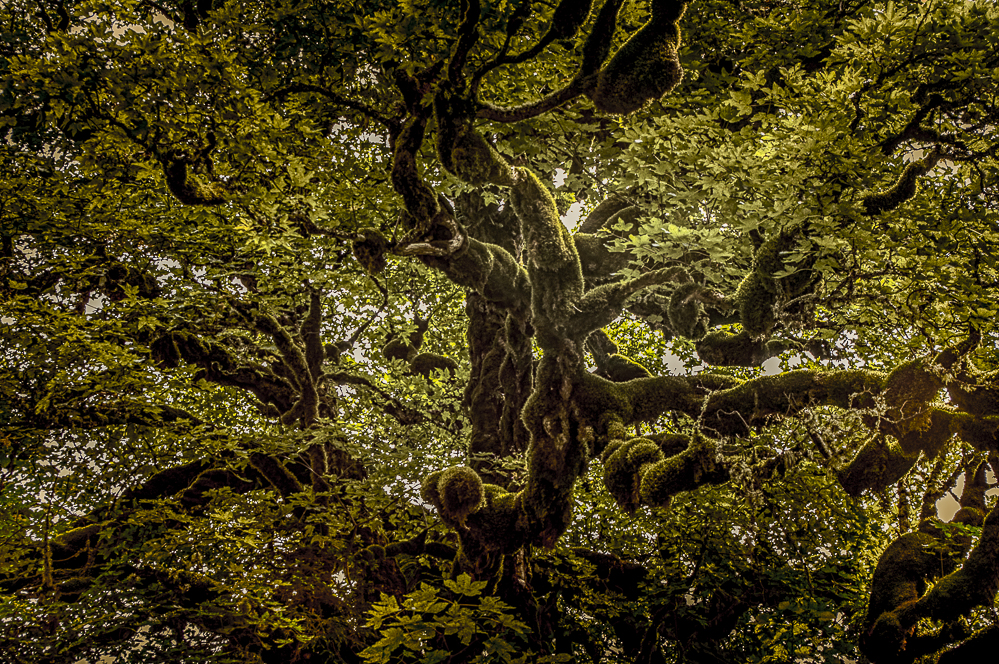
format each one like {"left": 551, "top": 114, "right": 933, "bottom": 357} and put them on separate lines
{"left": 3, "top": 0, "right": 999, "bottom": 662}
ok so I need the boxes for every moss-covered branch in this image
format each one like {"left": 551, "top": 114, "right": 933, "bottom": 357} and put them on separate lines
{"left": 861, "top": 149, "right": 943, "bottom": 216}
{"left": 588, "top": 0, "right": 688, "bottom": 114}
{"left": 861, "top": 464, "right": 997, "bottom": 663}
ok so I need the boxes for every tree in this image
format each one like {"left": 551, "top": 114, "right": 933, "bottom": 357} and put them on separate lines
{"left": 2, "top": 0, "right": 999, "bottom": 661}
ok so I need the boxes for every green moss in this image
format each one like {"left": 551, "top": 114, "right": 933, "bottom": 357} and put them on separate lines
{"left": 510, "top": 168, "right": 584, "bottom": 346}
{"left": 602, "top": 437, "right": 664, "bottom": 512}
{"left": 511, "top": 168, "right": 579, "bottom": 268}
{"left": 392, "top": 116, "right": 439, "bottom": 225}
{"left": 576, "top": 197, "right": 631, "bottom": 234}
{"left": 861, "top": 158, "right": 935, "bottom": 216}
{"left": 573, "top": 232, "right": 631, "bottom": 281}
{"left": 352, "top": 228, "right": 391, "bottom": 275}
{"left": 668, "top": 282, "right": 710, "bottom": 340}
{"left": 950, "top": 412, "right": 999, "bottom": 452}
{"left": 696, "top": 329, "right": 802, "bottom": 367}
{"left": 383, "top": 338, "right": 416, "bottom": 363}
{"left": 604, "top": 353, "right": 653, "bottom": 381}
{"left": 754, "top": 223, "right": 809, "bottom": 292}
{"left": 590, "top": 3, "right": 687, "bottom": 114}
{"left": 410, "top": 352, "right": 459, "bottom": 378}
{"left": 464, "top": 484, "right": 526, "bottom": 554}
{"left": 837, "top": 435, "right": 920, "bottom": 497}
{"left": 948, "top": 368, "right": 999, "bottom": 417}
{"left": 816, "top": 369, "right": 884, "bottom": 409}
{"left": 639, "top": 435, "right": 725, "bottom": 507}
{"left": 897, "top": 408, "right": 953, "bottom": 457}
{"left": 937, "top": 625, "right": 999, "bottom": 664}
{"left": 880, "top": 358, "right": 944, "bottom": 439}
{"left": 548, "top": 0, "right": 595, "bottom": 40}
{"left": 735, "top": 271, "right": 776, "bottom": 340}
{"left": 449, "top": 128, "right": 515, "bottom": 186}
{"left": 424, "top": 466, "right": 485, "bottom": 526}
{"left": 163, "top": 155, "right": 225, "bottom": 206}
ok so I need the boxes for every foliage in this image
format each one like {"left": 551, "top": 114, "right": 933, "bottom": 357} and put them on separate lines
{"left": 3, "top": 0, "right": 999, "bottom": 662}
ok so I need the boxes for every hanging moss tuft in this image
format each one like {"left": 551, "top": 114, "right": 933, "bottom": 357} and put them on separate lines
{"left": 589, "top": 2, "right": 688, "bottom": 114}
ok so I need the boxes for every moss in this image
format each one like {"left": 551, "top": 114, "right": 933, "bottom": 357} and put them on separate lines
{"left": 914, "top": 504, "right": 999, "bottom": 620}
{"left": 464, "top": 484, "right": 526, "bottom": 554}
{"left": 753, "top": 222, "right": 812, "bottom": 295}
{"left": 668, "top": 282, "right": 710, "bottom": 340}
{"left": 696, "top": 329, "right": 801, "bottom": 367}
{"left": 862, "top": 611, "right": 909, "bottom": 663}
{"left": 948, "top": 368, "right": 999, "bottom": 417}
{"left": 639, "top": 435, "right": 726, "bottom": 507}
{"left": 573, "top": 232, "right": 631, "bottom": 282}
{"left": 383, "top": 338, "right": 416, "bottom": 363}
{"left": 861, "top": 154, "right": 939, "bottom": 216}
{"left": 950, "top": 412, "right": 999, "bottom": 452}
{"left": 589, "top": 2, "right": 687, "bottom": 114}
{"left": 735, "top": 271, "right": 776, "bottom": 340}
{"left": 577, "top": 197, "right": 631, "bottom": 234}
{"left": 603, "top": 353, "right": 653, "bottom": 382}
{"left": 248, "top": 453, "right": 304, "bottom": 496}
{"left": 936, "top": 625, "right": 999, "bottom": 664}
{"left": 548, "top": 0, "right": 595, "bottom": 41}
{"left": 647, "top": 432, "right": 691, "bottom": 457}
{"left": 897, "top": 408, "right": 954, "bottom": 457}
{"left": 352, "top": 228, "right": 391, "bottom": 275}
{"left": 163, "top": 155, "right": 225, "bottom": 206}
{"left": 410, "top": 352, "right": 459, "bottom": 378}
{"left": 511, "top": 168, "right": 579, "bottom": 268}
{"left": 837, "top": 435, "right": 920, "bottom": 496}
{"left": 422, "top": 466, "right": 485, "bottom": 526}
{"left": 880, "top": 358, "right": 944, "bottom": 439}
{"left": 392, "top": 116, "right": 439, "bottom": 225}
{"left": 816, "top": 369, "right": 884, "bottom": 409}
{"left": 602, "top": 437, "right": 664, "bottom": 512}
{"left": 510, "top": 168, "right": 584, "bottom": 346}
{"left": 448, "top": 127, "right": 515, "bottom": 186}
